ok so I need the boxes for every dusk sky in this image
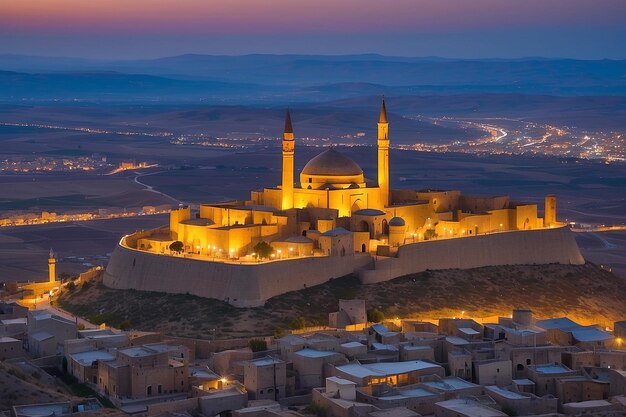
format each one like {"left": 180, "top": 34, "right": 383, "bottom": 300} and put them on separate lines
{"left": 1, "top": 0, "right": 625, "bottom": 59}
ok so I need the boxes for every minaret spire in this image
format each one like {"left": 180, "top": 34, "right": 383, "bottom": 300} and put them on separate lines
{"left": 284, "top": 109, "right": 293, "bottom": 134}
{"left": 377, "top": 97, "right": 390, "bottom": 207}
{"left": 281, "top": 110, "right": 295, "bottom": 210}
{"left": 379, "top": 96, "right": 388, "bottom": 124}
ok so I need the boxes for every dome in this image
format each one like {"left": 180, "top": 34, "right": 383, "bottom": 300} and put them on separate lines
{"left": 302, "top": 148, "right": 363, "bottom": 177}
{"left": 389, "top": 216, "right": 406, "bottom": 227}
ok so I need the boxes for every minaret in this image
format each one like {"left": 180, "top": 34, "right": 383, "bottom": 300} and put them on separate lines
{"left": 377, "top": 97, "right": 389, "bottom": 207}
{"left": 48, "top": 249, "right": 56, "bottom": 283}
{"left": 281, "top": 110, "right": 294, "bottom": 210}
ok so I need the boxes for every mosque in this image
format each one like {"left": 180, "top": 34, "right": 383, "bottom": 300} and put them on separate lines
{"left": 104, "top": 100, "right": 584, "bottom": 307}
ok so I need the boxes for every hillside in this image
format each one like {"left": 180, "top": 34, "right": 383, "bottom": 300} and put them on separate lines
{"left": 0, "top": 361, "right": 72, "bottom": 410}
{"left": 56, "top": 263, "right": 626, "bottom": 339}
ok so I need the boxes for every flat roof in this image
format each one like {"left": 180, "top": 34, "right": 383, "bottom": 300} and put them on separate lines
{"left": 327, "top": 376, "right": 356, "bottom": 385}
{"left": 571, "top": 327, "right": 614, "bottom": 342}
{"left": 249, "top": 356, "right": 284, "bottom": 366}
{"left": 402, "top": 345, "right": 431, "bottom": 351}
{"left": 485, "top": 385, "right": 527, "bottom": 400}
{"left": 563, "top": 399, "right": 612, "bottom": 408}
{"left": 70, "top": 350, "right": 116, "bottom": 366}
{"left": 512, "top": 378, "right": 535, "bottom": 385}
{"left": 423, "top": 377, "right": 478, "bottom": 391}
{"left": 535, "top": 317, "right": 579, "bottom": 330}
{"left": 337, "top": 360, "right": 441, "bottom": 379}
{"left": 533, "top": 364, "right": 573, "bottom": 374}
{"left": 341, "top": 341, "right": 365, "bottom": 348}
{"left": 0, "top": 336, "right": 20, "bottom": 343}
{"left": 372, "top": 342, "right": 399, "bottom": 352}
{"left": 295, "top": 348, "right": 339, "bottom": 359}
{"left": 30, "top": 330, "right": 54, "bottom": 341}
{"left": 436, "top": 399, "right": 507, "bottom": 417}
{"left": 119, "top": 346, "right": 157, "bottom": 357}
{"left": 446, "top": 336, "right": 470, "bottom": 345}
{"left": 1, "top": 318, "right": 27, "bottom": 325}
{"left": 458, "top": 327, "right": 480, "bottom": 335}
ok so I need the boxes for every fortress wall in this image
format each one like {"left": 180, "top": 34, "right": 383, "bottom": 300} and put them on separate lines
{"left": 359, "top": 226, "right": 584, "bottom": 284}
{"left": 103, "top": 245, "right": 371, "bottom": 307}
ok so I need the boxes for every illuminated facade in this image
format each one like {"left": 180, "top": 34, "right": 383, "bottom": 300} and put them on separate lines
{"left": 132, "top": 99, "right": 558, "bottom": 261}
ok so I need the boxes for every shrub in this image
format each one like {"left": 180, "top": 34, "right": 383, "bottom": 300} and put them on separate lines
{"left": 290, "top": 316, "right": 306, "bottom": 330}
{"left": 169, "top": 241, "right": 184, "bottom": 253}
{"left": 367, "top": 308, "right": 385, "bottom": 323}
{"left": 249, "top": 338, "right": 267, "bottom": 352}
{"left": 253, "top": 241, "right": 274, "bottom": 259}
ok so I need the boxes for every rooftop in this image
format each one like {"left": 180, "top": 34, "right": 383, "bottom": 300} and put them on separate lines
{"left": 0, "top": 336, "right": 20, "bottom": 343}
{"left": 422, "top": 377, "right": 479, "bottom": 391}
{"left": 458, "top": 327, "right": 480, "bottom": 335}
{"left": 321, "top": 227, "right": 351, "bottom": 237}
{"left": 485, "top": 385, "right": 527, "bottom": 400}
{"left": 353, "top": 208, "right": 386, "bottom": 217}
{"left": 535, "top": 317, "right": 579, "bottom": 331}
{"left": 249, "top": 356, "right": 284, "bottom": 366}
{"left": 533, "top": 363, "right": 574, "bottom": 374}
{"left": 70, "top": 350, "right": 116, "bottom": 366}
{"left": 336, "top": 360, "right": 441, "bottom": 379}
{"left": 295, "top": 348, "right": 339, "bottom": 359}
{"left": 302, "top": 147, "right": 363, "bottom": 177}
{"left": 435, "top": 398, "right": 507, "bottom": 417}
{"left": 119, "top": 346, "right": 157, "bottom": 358}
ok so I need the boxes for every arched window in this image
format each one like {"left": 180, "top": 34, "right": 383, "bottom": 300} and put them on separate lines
{"left": 382, "top": 219, "right": 389, "bottom": 235}
{"left": 361, "top": 243, "right": 366, "bottom": 253}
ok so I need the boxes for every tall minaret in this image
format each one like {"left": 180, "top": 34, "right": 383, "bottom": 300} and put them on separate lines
{"left": 48, "top": 249, "right": 56, "bottom": 283}
{"left": 281, "top": 110, "right": 294, "bottom": 210}
{"left": 377, "top": 97, "right": 389, "bottom": 207}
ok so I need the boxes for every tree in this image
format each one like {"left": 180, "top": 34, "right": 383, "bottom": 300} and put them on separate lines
{"left": 424, "top": 229, "right": 438, "bottom": 240}
{"left": 248, "top": 338, "right": 267, "bottom": 352}
{"left": 253, "top": 241, "right": 274, "bottom": 259}
{"left": 367, "top": 308, "right": 385, "bottom": 323}
{"left": 119, "top": 320, "right": 131, "bottom": 331}
{"left": 66, "top": 281, "right": 76, "bottom": 292}
{"left": 58, "top": 272, "right": 71, "bottom": 282}
{"left": 169, "top": 241, "right": 184, "bottom": 254}
{"left": 290, "top": 316, "right": 306, "bottom": 330}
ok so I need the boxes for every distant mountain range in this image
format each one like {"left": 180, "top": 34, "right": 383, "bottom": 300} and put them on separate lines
{"left": 0, "top": 54, "right": 625, "bottom": 103}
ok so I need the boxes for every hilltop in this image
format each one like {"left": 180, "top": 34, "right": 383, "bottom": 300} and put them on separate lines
{"left": 55, "top": 262, "right": 625, "bottom": 339}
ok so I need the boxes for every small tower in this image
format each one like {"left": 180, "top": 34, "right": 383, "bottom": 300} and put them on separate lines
{"left": 377, "top": 97, "right": 389, "bottom": 207}
{"left": 281, "top": 110, "right": 295, "bottom": 210}
{"left": 545, "top": 194, "right": 557, "bottom": 227}
{"left": 48, "top": 249, "right": 56, "bottom": 283}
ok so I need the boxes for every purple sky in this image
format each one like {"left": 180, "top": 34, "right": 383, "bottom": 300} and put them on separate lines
{"left": 1, "top": 0, "right": 625, "bottom": 59}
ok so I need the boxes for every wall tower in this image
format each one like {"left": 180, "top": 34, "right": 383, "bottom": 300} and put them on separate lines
{"left": 545, "top": 194, "right": 557, "bottom": 227}
{"left": 377, "top": 98, "right": 389, "bottom": 207}
{"left": 281, "top": 110, "right": 295, "bottom": 210}
{"left": 48, "top": 249, "right": 56, "bottom": 283}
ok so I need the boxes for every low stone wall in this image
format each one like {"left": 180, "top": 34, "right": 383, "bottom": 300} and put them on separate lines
{"left": 104, "top": 245, "right": 371, "bottom": 307}
{"left": 359, "top": 226, "right": 584, "bottom": 284}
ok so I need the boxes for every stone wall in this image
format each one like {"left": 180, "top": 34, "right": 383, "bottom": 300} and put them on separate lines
{"left": 104, "top": 246, "right": 371, "bottom": 307}
{"left": 359, "top": 226, "right": 584, "bottom": 284}
{"left": 104, "top": 226, "right": 583, "bottom": 307}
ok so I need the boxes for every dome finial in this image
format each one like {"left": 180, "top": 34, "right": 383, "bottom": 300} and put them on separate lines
{"left": 378, "top": 96, "right": 388, "bottom": 124}
{"left": 284, "top": 109, "right": 293, "bottom": 134}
